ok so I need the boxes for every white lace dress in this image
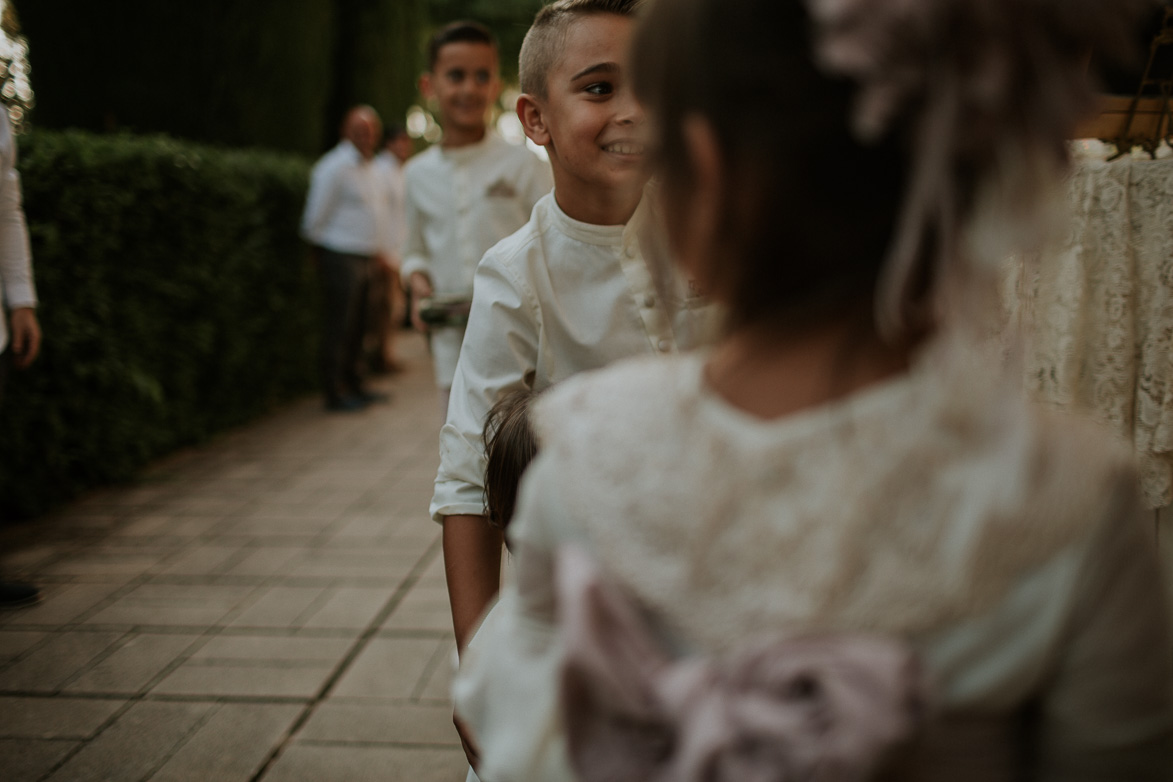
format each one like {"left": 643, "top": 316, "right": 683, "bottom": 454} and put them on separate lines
{"left": 454, "top": 340, "right": 1173, "bottom": 781}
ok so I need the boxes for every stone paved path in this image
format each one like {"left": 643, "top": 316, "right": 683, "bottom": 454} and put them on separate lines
{"left": 0, "top": 334, "right": 468, "bottom": 782}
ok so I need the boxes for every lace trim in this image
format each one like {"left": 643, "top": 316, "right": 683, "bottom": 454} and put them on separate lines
{"left": 1015, "top": 157, "right": 1173, "bottom": 508}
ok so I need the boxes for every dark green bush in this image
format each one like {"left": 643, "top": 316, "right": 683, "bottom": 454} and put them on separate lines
{"left": 0, "top": 130, "right": 317, "bottom": 520}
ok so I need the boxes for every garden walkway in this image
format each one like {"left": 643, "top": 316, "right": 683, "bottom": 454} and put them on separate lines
{"left": 0, "top": 333, "right": 467, "bottom": 781}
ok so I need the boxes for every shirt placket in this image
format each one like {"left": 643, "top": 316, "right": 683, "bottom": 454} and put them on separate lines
{"left": 617, "top": 235, "right": 676, "bottom": 354}
{"left": 454, "top": 162, "right": 479, "bottom": 290}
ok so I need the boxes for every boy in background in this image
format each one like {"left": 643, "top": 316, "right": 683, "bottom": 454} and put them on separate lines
{"left": 400, "top": 21, "right": 551, "bottom": 416}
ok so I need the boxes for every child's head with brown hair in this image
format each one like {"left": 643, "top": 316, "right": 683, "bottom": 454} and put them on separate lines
{"left": 632, "top": 0, "right": 908, "bottom": 338}
{"left": 516, "top": 0, "right": 648, "bottom": 226}
{"left": 483, "top": 390, "right": 539, "bottom": 533}
{"left": 421, "top": 21, "right": 501, "bottom": 147}
{"left": 630, "top": 0, "right": 1148, "bottom": 341}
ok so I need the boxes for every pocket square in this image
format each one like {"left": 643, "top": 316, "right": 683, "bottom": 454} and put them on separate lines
{"left": 486, "top": 179, "right": 518, "bottom": 198}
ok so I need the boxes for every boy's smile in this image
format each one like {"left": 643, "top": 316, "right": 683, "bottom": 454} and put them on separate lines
{"left": 519, "top": 13, "right": 646, "bottom": 225}
{"left": 424, "top": 41, "right": 501, "bottom": 145}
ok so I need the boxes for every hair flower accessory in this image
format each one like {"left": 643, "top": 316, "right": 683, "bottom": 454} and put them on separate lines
{"left": 804, "top": 0, "right": 1158, "bottom": 337}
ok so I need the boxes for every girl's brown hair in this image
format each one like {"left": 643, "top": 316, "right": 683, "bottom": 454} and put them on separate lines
{"left": 631, "top": 0, "right": 911, "bottom": 337}
{"left": 483, "top": 390, "right": 539, "bottom": 532}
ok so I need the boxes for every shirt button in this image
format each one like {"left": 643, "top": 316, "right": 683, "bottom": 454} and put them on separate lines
{"left": 643, "top": 294, "right": 656, "bottom": 308}
{"left": 657, "top": 339, "right": 671, "bottom": 352}
{"left": 624, "top": 245, "right": 637, "bottom": 259}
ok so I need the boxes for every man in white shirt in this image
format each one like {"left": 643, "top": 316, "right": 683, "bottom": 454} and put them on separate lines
{"left": 370, "top": 124, "right": 412, "bottom": 373}
{"left": 0, "top": 111, "right": 42, "bottom": 608}
{"left": 301, "top": 105, "right": 392, "bottom": 411}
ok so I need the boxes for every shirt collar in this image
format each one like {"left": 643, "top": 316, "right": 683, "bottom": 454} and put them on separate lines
{"left": 438, "top": 132, "right": 498, "bottom": 164}
{"left": 337, "top": 139, "right": 372, "bottom": 166}
{"left": 547, "top": 191, "right": 646, "bottom": 249}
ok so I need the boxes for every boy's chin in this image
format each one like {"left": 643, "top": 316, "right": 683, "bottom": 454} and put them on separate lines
{"left": 443, "top": 113, "right": 488, "bottom": 134}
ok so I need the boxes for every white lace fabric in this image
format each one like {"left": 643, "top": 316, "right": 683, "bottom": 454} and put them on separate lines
{"left": 1015, "top": 156, "right": 1173, "bottom": 508}
{"left": 522, "top": 346, "right": 1134, "bottom": 646}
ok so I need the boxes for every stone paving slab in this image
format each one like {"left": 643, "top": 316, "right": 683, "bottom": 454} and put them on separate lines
{"left": 262, "top": 745, "right": 467, "bottom": 782}
{"left": 298, "top": 701, "right": 460, "bottom": 746}
{"left": 0, "top": 739, "right": 81, "bottom": 782}
{"left": 44, "top": 700, "right": 215, "bottom": 782}
{"left": 1, "top": 631, "right": 126, "bottom": 693}
{"left": 331, "top": 637, "right": 447, "bottom": 701}
{"left": 0, "top": 696, "right": 125, "bottom": 739}
{"left": 0, "top": 335, "right": 467, "bottom": 781}
{"left": 149, "top": 703, "right": 302, "bottom": 782}
{"left": 63, "top": 633, "right": 203, "bottom": 696}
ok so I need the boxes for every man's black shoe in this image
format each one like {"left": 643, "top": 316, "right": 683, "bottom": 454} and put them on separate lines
{"left": 325, "top": 395, "right": 368, "bottom": 412}
{"left": 0, "top": 581, "right": 41, "bottom": 609}
{"left": 353, "top": 389, "right": 391, "bottom": 405}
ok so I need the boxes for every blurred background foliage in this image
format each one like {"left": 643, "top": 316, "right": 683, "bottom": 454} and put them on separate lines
{"left": 0, "top": 0, "right": 548, "bottom": 518}
{"left": 0, "top": 130, "right": 317, "bottom": 520}
{"left": 15, "top": 0, "right": 544, "bottom": 155}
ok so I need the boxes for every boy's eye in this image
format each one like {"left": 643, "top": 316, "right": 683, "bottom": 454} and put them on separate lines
{"left": 474, "top": 70, "right": 492, "bottom": 85}
{"left": 445, "top": 69, "right": 465, "bottom": 84}
{"left": 584, "top": 82, "right": 613, "bottom": 96}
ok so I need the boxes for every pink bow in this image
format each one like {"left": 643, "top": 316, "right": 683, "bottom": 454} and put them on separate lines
{"left": 556, "top": 546, "right": 930, "bottom": 782}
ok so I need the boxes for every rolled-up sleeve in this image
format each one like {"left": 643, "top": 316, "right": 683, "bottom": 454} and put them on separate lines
{"left": 430, "top": 246, "right": 540, "bottom": 521}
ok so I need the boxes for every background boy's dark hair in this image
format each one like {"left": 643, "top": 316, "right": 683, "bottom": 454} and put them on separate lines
{"left": 520, "top": 0, "right": 643, "bottom": 98}
{"left": 483, "top": 389, "right": 538, "bottom": 532}
{"left": 428, "top": 20, "right": 497, "bottom": 71}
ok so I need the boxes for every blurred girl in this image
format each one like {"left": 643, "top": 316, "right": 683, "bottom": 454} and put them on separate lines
{"left": 454, "top": 0, "right": 1173, "bottom": 779}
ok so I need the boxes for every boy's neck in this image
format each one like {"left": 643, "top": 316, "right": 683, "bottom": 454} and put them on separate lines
{"left": 553, "top": 182, "right": 642, "bottom": 226}
{"left": 441, "top": 125, "right": 489, "bottom": 149}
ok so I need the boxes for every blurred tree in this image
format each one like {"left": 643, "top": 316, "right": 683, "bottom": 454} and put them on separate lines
{"left": 325, "top": 0, "right": 426, "bottom": 151}
{"left": 9, "top": 0, "right": 544, "bottom": 154}
{"left": 19, "top": 0, "right": 337, "bottom": 155}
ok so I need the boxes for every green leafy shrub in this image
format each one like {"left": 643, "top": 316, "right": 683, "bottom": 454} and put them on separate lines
{"left": 0, "top": 130, "right": 317, "bottom": 520}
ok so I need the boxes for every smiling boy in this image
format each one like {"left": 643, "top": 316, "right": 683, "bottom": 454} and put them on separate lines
{"left": 433, "top": 0, "right": 710, "bottom": 677}
{"left": 400, "top": 21, "right": 552, "bottom": 415}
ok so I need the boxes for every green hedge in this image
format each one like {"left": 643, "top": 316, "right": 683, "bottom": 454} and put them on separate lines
{"left": 0, "top": 130, "right": 318, "bottom": 520}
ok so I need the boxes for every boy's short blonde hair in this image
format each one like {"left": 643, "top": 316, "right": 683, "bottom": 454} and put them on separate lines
{"left": 519, "top": 0, "right": 642, "bottom": 99}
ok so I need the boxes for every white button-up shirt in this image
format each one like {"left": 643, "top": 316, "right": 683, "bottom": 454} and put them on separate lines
{"left": 0, "top": 114, "right": 35, "bottom": 354}
{"left": 374, "top": 150, "right": 407, "bottom": 261}
{"left": 400, "top": 133, "right": 551, "bottom": 296}
{"left": 300, "top": 140, "right": 388, "bottom": 257}
{"left": 431, "top": 192, "right": 714, "bottom": 521}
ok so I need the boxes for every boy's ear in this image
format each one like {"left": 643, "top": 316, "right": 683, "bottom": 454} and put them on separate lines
{"left": 517, "top": 93, "right": 551, "bottom": 147}
{"left": 419, "top": 72, "right": 434, "bottom": 101}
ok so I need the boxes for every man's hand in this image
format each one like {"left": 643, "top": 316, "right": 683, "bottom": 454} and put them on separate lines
{"left": 409, "top": 271, "right": 434, "bottom": 332}
{"left": 9, "top": 307, "right": 40, "bottom": 369}
{"left": 377, "top": 252, "right": 400, "bottom": 274}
